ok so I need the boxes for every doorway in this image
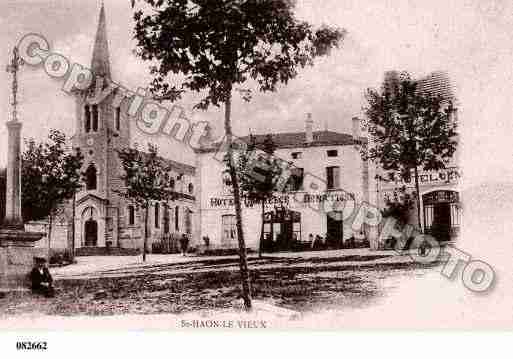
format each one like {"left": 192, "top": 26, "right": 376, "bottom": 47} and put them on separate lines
{"left": 326, "top": 211, "right": 343, "bottom": 248}
{"left": 84, "top": 219, "right": 98, "bottom": 247}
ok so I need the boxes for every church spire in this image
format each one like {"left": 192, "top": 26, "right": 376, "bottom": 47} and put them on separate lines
{"left": 91, "top": 2, "right": 111, "bottom": 78}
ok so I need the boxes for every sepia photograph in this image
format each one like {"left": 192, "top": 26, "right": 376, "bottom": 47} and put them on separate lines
{"left": 0, "top": 1, "right": 512, "bottom": 353}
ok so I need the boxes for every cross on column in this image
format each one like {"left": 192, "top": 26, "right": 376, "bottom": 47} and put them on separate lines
{"left": 6, "top": 46, "right": 24, "bottom": 123}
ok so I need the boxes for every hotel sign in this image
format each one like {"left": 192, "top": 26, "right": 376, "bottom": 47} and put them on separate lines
{"left": 208, "top": 191, "right": 354, "bottom": 209}
{"left": 381, "top": 167, "right": 460, "bottom": 189}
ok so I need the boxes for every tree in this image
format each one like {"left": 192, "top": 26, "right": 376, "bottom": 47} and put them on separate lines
{"left": 22, "top": 130, "right": 84, "bottom": 260}
{"left": 236, "top": 134, "right": 279, "bottom": 257}
{"left": 363, "top": 72, "right": 458, "bottom": 231}
{"left": 130, "top": 0, "right": 345, "bottom": 310}
{"left": 116, "top": 144, "right": 177, "bottom": 262}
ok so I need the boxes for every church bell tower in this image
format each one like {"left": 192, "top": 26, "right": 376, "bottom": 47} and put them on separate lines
{"left": 72, "top": 3, "right": 130, "bottom": 249}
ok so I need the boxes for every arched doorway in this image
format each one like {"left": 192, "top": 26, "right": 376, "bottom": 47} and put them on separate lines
{"left": 423, "top": 190, "right": 460, "bottom": 242}
{"left": 84, "top": 219, "right": 98, "bottom": 247}
{"left": 82, "top": 206, "right": 99, "bottom": 247}
{"left": 262, "top": 208, "right": 301, "bottom": 252}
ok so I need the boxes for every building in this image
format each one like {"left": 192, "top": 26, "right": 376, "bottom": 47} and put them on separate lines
{"left": 373, "top": 71, "right": 461, "bottom": 244}
{"left": 195, "top": 114, "right": 370, "bottom": 251}
{"left": 68, "top": 4, "right": 197, "bottom": 254}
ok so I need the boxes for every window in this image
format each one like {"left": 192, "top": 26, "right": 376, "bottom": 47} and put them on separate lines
{"left": 326, "top": 166, "right": 340, "bottom": 189}
{"left": 175, "top": 206, "right": 179, "bottom": 231}
{"left": 288, "top": 167, "right": 304, "bottom": 191}
{"left": 92, "top": 105, "right": 99, "bottom": 131}
{"left": 188, "top": 183, "right": 194, "bottom": 194}
{"left": 128, "top": 205, "right": 135, "bottom": 226}
{"left": 163, "top": 206, "right": 170, "bottom": 234}
{"left": 169, "top": 178, "right": 175, "bottom": 190}
{"left": 84, "top": 105, "right": 91, "bottom": 133}
{"left": 85, "top": 164, "right": 97, "bottom": 190}
{"left": 185, "top": 209, "right": 192, "bottom": 234}
{"left": 291, "top": 152, "right": 302, "bottom": 159}
{"left": 154, "top": 202, "right": 160, "bottom": 228}
{"left": 115, "top": 107, "right": 121, "bottom": 131}
{"left": 327, "top": 150, "right": 338, "bottom": 157}
{"left": 222, "top": 174, "right": 233, "bottom": 195}
{"left": 222, "top": 215, "right": 237, "bottom": 241}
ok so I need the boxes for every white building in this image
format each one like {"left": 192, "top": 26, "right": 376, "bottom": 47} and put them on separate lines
{"left": 372, "top": 71, "right": 461, "bottom": 245}
{"left": 195, "top": 115, "right": 370, "bottom": 251}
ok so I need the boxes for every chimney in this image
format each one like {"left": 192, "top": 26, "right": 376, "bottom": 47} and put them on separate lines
{"left": 305, "top": 113, "right": 313, "bottom": 143}
{"left": 352, "top": 117, "right": 361, "bottom": 142}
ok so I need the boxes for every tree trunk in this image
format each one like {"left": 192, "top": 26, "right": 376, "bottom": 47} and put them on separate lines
{"left": 71, "top": 192, "right": 76, "bottom": 261}
{"left": 143, "top": 205, "right": 148, "bottom": 262}
{"left": 224, "top": 88, "right": 252, "bottom": 311}
{"left": 259, "top": 199, "right": 265, "bottom": 258}
{"left": 47, "top": 214, "right": 53, "bottom": 262}
{"left": 413, "top": 166, "right": 422, "bottom": 230}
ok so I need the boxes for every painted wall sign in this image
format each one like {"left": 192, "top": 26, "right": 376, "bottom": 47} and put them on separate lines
{"left": 208, "top": 191, "right": 354, "bottom": 209}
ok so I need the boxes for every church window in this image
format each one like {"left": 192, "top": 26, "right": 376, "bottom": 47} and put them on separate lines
{"left": 115, "top": 107, "right": 121, "bottom": 131}
{"left": 128, "top": 205, "right": 135, "bottom": 225}
{"left": 188, "top": 183, "right": 194, "bottom": 194}
{"left": 84, "top": 105, "right": 91, "bottom": 133}
{"left": 155, "top": 202, "right": 160, "bottom": 229}
{"left": 92, "top": 105, "right": 99, "bottom": 131}
{"left": 175, "top": 206, "right": 180, "bottom": 232}
{"left": 163, "top": 205, "right": 170, "bottom": 234}
{"left": 85, "top": 164, "right": 97, "bottom": 191}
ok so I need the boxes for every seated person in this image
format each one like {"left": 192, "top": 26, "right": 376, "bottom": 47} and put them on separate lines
{"left": 30, "top": 257, "right": 55, "bottom": 297}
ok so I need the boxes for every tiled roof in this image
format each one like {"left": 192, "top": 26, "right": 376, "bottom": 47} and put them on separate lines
{"left": 417, "top": 71, "right": 455, "bottom": 101}
{"left": 135, "top": 150, "right": 195, "bottom": 175}
{"left": 198, "top": 130, "right": 365, "bottom": 153}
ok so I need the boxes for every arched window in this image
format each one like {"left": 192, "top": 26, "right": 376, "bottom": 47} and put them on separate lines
{"left": 175, "top": 206, "right": 179, "bottom": 231}
{"left": 92, "top": 105, "right": 99, "bottom": 131}
{"left": 115, "top": 107, "right": 121, "bottom": 131}
{"left": 128, "top": 205, "right": 135, "bottom": 225}
{"left": 84, "top": 105, "right": 91, "bottom": 133}
{"left": 154, "top": 202, "right": 160, "bottom": 228}
{"left": 163, "top": 205, "right": 170, "bottom": 234}
{"left": 85, "top": 164, "right": 97, "bottom": 190}
{"left": 169, "top": 178, "right": 175, "bottom": 190}
{"left": 188, "top": 183, "right": 194, "bottom": 194}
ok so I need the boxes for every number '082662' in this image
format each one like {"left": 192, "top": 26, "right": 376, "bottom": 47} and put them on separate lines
{"left": 16, "top": 341, "right": 48, "bottom": 350}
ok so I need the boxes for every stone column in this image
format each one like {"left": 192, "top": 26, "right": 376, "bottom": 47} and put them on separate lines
{"left": 4, "top": 120, "right": 23, "bottom": 230}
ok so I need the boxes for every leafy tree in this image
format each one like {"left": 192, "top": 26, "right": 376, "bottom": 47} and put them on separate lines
{"left": 130, "top": 0, "right": 345, "bottom": 310}
{"left": 116, "top": 144, "right": 178, "bottom": 262}
{"left": 236, "top": 134, "right": 280, "bottom": 257}
{"left": 22, "top": 130, "right": 84, "bottom": 260}
{"left": 363, "top": 72, "right": 458, "bottom": 230}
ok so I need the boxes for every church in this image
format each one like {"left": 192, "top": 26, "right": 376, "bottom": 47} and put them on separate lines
{"left": 66, "top": 4, "right": 197, "bottom": 255}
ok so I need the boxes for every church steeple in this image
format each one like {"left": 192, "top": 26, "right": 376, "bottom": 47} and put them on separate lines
{"left": 91, "top": 2, "right": 111, "bottom": 78}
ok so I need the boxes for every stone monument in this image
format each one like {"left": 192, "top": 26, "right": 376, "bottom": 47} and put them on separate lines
{"left": 0, "top": 47, "right": 43, "bottom": 293}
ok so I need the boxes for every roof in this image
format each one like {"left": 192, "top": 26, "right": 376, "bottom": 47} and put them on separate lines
{"left": 91, "top": 3, "right": 111, "bottom": 79}
{"left": 197, "top": 130, "right": 366, "bottom": 153}
{"left": 136, "top": 150, "right": 195, "bottom": 175}
{"left": 417, "top": 71, "right": 455, "bottom": 101}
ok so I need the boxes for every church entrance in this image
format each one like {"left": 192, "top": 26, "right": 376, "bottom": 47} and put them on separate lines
{"left": 82, "top": 206, "right": 99, "bottom": 247}
{"left": 84, "top": 219, "right": 98, "bottom": 247}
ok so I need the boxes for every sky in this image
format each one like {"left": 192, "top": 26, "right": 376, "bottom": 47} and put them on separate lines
{"left": 1, "top": 0, "right": 513, "bottom": 186}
